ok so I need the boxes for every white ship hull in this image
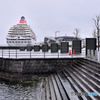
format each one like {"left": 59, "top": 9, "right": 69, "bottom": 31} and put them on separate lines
{"left": 6, "top": 16, "right": 36, "bottom": 47}
{"left": 7, "top": 39, "right": 36, "bottom": 46}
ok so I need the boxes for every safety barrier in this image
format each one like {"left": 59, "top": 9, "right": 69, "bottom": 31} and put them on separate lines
{"left": 0, "top": 46, "right": 85, "bottom": 59}
{"left": 86, "top": 49, "right": 100, "bottom": 62}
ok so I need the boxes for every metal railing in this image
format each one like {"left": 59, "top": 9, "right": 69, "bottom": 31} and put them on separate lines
{"left": 0, "top": 46, "right": 85, "bottom": 59}
{"left": 86, "top": 49, "right": 100, "bottom": 62}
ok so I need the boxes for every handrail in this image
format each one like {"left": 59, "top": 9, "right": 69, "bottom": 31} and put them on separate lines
{"left": 0, "top": 46, "right": 85, "bottom": 59}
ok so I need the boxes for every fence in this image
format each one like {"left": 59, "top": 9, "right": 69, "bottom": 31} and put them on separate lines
{"left": 0, "top": 46, "right": 85, "bottom": 59}
{"left": 86, "top": 49, "right": 100, "bottom": 62}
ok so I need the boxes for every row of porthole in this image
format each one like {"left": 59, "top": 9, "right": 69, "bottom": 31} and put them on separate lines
{"left": 7, "top": 41, "right": 31, "bottom": 43}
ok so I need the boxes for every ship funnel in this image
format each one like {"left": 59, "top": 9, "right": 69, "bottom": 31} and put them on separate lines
{"left": 19, "top": 16, "right": 27, "bottom": 24}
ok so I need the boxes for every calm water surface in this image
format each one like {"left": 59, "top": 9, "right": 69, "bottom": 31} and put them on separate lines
{"left": 0, "top": 80, "right": 42, "bottom": 100}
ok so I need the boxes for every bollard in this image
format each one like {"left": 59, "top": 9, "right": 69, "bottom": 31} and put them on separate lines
{"left": 87, "top": 49, "right": 90, "bottom": 58}
{"left": 95, "top": 50, "right": 98, "bottom": 61}
{"left": 91, "top": 50, "right": 93, "bottom": 59}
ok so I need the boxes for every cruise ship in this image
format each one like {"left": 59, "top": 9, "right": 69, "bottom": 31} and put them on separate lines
{"left": 6, "top": 16, "right": 36, "bottom": 46}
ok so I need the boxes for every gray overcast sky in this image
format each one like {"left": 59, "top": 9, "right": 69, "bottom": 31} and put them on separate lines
{"left": 0, "top": 0, "right": 100, "bottom": 45}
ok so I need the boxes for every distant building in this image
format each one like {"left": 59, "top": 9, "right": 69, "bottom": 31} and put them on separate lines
{"left": 55, "top": 36, "right": 80, "bottom": 41}
{"left": 44, "top": 36, "right": 82, "bottom": 46}
{"left": 44, "top": 37, "right": 56, "bottom": 46}
{"left": 55, "top": 36, "right": 82, "bottom": 46}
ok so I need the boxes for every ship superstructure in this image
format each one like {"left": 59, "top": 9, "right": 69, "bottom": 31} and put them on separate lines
{"left": 6, "top": 16, "right": 36, "bottom": 46}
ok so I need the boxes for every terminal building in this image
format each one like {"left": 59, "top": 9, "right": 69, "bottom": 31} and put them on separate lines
{"left": 44, "top": 36, "right": 83, "bottom": 46}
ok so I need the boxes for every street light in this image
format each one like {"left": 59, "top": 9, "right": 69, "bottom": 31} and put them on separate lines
{"left": 55, "top": 31, "right": 60, "bottom": 37}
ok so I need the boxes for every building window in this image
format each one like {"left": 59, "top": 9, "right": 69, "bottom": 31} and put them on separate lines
{"left": 21, "top": 41, "right": 23, "bottom": 43}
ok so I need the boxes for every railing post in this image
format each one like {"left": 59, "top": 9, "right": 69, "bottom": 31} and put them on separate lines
{"left": 2, "top": 49, "right": 3, "bottom": 58}
{"left": 87, "top": 49, "right": 90, "bottom": 58}
{"left": 30, "top": 51, "right": 31, "bottom": 58}
{"left": 99, "top": 50, "right": 100, "bottom": 62}
{"left": 44, "top": 52, "right": 45, "bottom": 58}
{"left": 16, "top": 49, "right": 17, "bottom": 59}
{"left": 58, "top": 50, "right": 59, "bottom": 58}
{"left": 9, "top": 49, "right": 10, "bottom": 58}
{"left": 95, "top": 50, "right": 97, "bottom": 61}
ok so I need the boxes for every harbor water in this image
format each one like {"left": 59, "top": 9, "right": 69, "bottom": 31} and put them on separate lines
{"left": 0, "top": 79, "right": 42, "bottom": 100}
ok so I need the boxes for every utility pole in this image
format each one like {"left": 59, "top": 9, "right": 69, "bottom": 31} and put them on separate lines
{"left": 55, "top": 31, "right": 60, "bottom": 37}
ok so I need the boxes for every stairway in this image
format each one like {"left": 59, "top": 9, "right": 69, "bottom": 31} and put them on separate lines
{"left": 41, "top": 58, "right": 100, "bottom": 100}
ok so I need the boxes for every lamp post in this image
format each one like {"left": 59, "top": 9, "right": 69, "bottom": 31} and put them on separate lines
{"left": 55, "top": 31, "right": 60, "bottom": 37}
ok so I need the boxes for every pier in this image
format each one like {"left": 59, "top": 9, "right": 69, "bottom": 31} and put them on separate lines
{"left": 0, "top": 56, "right": 100, "bottom": 99}
{"left": 0, "top": 39, "right": 100, "bottom": 100}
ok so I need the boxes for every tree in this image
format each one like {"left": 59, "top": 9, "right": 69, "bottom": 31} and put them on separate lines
{"left": 93, "top": 15, "right": 100, "bottom": 51}
{"left": 92, "top": 29, "right": 97, "bottom": 38}
{"left": 73, "top": 28, "right": 80, "bottom": 39}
